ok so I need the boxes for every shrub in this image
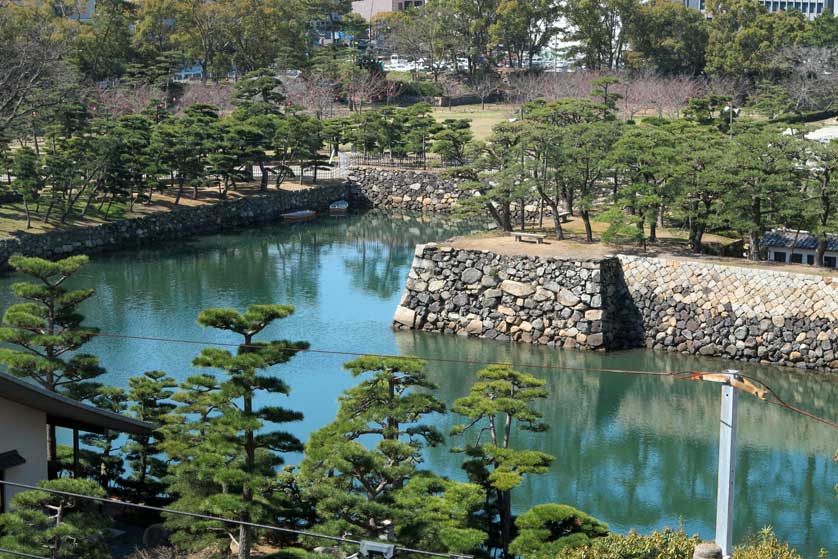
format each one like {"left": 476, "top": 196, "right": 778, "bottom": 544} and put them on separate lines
{"left": 510, "top": 504, "right": 609, "bottom": 559}
{"left": 558, "top": 527, "right": 699, "bottom": 559}
{"left": 733, "top": 528, "right": 806, "bottom": 559}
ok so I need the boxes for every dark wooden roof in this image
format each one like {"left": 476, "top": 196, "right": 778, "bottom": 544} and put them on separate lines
{"left": 0, "top": 372, "right": 153, "bottom": 435}
{"left": 0, "top": 450, "right": 26, "bottom": 469}
{"left": 762, "top": 229, "right": 838, "bottom": 251}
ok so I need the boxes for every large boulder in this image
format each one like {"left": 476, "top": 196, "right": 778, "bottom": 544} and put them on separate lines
{"left": 462, "top": 267, "right": 483, "bottom": 284}
{"left": 500, "top": 280, "right": 535, "bottom": 298}
{"left": 393, "top": 306, "right": 416, "bottom": 328}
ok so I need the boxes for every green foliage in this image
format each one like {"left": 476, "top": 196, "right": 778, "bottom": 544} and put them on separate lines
{"left": 626, "top": 0, "right": 707, "bottom": 75}
{"left": 562, "top": 0, "right": 638, "bottom": 71}
{"left": 451, "top": 364, "right": 553, "bottom": 555}
{"left": 0, "top": 255, "right": 103, "bottom": 402}
{"left": 122, "top": 370, "right": 178, "bottom": 502}
{"left": 164, "top": 304, "right": 307, "bottom": 559}
{"left": 0, "top": 479, "right": 111, "bottom": 559}
{"left": 559, "top": 527, "right": 700, "bottom": 559}
{"left": 300, "top": 356, "right": 448, "bottom": 539}
{"left": 509, "top": 504, "right": 609, "bottom": 558}
{"left": 431, "top": 119, "right": 473, "bottom": 165}
{"left": 393, "top": 473, "right": 487, "bottom": 553}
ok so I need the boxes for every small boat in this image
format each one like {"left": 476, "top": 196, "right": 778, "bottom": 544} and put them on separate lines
{"left": 281, "top": 210, "right": 316, "bottom": 223}
{"left": 329, "top": 200, "right": 349, "bottom": 216}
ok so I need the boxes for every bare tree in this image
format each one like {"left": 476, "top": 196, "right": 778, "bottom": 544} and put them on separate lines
{"left": 176, "top": 81, "right": 236, "bottom": 114}
{"left": 343, "top": 70, "right": 390, "bottom": 112}
{"left": 0, "top": 2, "right": 75, "bottom": 135}
{"left": 97, "top": 83, "right": 162, "bottom": 117}
{"left": 468, "top": 71, "right": 501, "bottom": 110}
{"left": 776, "top": 47, "right": 838, "bottom": 114}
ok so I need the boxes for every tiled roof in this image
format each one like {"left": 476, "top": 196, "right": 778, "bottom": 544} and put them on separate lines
{"left": 761, "top": 230, "right": 838, "bottom": 251}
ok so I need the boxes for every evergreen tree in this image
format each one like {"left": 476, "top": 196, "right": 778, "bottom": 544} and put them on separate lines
{"left": 508, "top": 504, "right": 609, "bottom": 558}
{"left": 122, "top": 370, "right": 178, "bottom": 502}
{"left": 9, "top": 147, "right": 42, "bottom": 228}
{"left": 451, "top": 365, "right": 553, "bottom": 558}
{"left": 301, "top": 356, "right": 482, "bottom": 554}
{"left": 0, "top": 479, "right": 112, "bottom": 559}
{"left": 165, "top": 305, "right": 307, "bottom": 559}
{"left": 81, "top": 386, "right": 129, "bottom": 489}
{"left": 718, "top": 125, "right": 799, "bottom": 260}
{"left": 301, "top": 356, "right": 445, "bottom": 537}
{"left": 0, "top": 255, "right": 104, "bottom": 463}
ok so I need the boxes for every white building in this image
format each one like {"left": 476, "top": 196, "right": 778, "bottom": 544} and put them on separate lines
{"left": 681, "top": 0, "right": 836, "bottom": 20}
{"left": 762, "top": 229, "right": 838, "bottom": 268}
{"left": 0, "top": 372, "right": 152, "bottom": 511}
{"left": 351, "top": 0, "right": 425, "bottom": 20}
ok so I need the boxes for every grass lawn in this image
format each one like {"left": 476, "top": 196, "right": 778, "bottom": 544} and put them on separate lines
{"left": 432, "top": 103, "right": 516, "bottom": 141}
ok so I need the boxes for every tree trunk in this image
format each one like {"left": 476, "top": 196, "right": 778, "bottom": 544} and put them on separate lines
{"left": 582, "top": 210, "right": 594, "bottom": 243}
{"left": 649, "top": 220, "right": 657, "bottom": 243}
{"left": 749, "top": 230, "right": 761, "bottom": 261}
{"left": 816, "top": 236, "right": 827, "bottom": 267}
{"left": 44, "top": 192, "right": 57, "bottom": 222}
{"left": 22, "top": 197, "right": 32, "bottom": 228}
{"left": 499, "top": 489, "right": 512, "bottom": 559}
{"left": 258, "top": 162, "right": 268, "bottom": 191}
{"left": 175, "top": 176, "right": 185, "bottom": 205}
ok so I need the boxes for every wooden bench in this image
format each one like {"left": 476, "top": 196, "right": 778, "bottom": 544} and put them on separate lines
{"left": 514, "top": 232, "right": 546, "bottom": 244}
{"left": 557, "top": 212, "right": 571, "bottom": 223}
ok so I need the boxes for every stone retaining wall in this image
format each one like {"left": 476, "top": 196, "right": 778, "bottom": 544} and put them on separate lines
{"left": 395, "top": 247, "right": 838, "bottom": 372}
{"left": 0, "top": 184, "right": 352, "bottom": 267}
{"left": 393, "top": 244, "right": 626, "bottom": 350}
{"left": 345, "top": 168, "right": 468, "bottom": 213}
{"left": 618, "top": 255, "right": 838, "bottom": 370}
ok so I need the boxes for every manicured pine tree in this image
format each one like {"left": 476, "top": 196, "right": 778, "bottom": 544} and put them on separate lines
{"left": 301, "top": 356, "right": 485, "bottom": 555}
{"left": 451, "top": 364, "right": 554, "bottom": 559}
{"left": 121, "top": 370, "right": 177, "bottom": 502}
{"left": 165, "top": 305, "right": 308, "bottom": 559}
{"left": 508, "top": 504, "right": 609, "bottom": 558}
{"left": 10, "top": 147, "right": 42, "bottom": 228}
{"left": 81, "top": 386, "right": 129, "bottom": 489}
{"left": 0, "top": 479, "right": 112, "bottom": 559}
{"left": 0, "top": 255, "right": 104, "bottom": 463}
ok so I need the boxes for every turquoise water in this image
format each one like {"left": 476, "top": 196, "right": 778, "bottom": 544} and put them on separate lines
{"left": 1, "top": 210, "right": 836, "bottom": 556}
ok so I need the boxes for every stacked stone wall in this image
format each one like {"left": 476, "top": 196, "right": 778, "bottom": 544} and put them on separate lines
{"left": 395, "top": 247, "right": 838, "bottom": 372}
{"left": 393, "top": 244, "right": 621, "bottom": 350}
{"left": 0, "top": 184, "right": 352, "bottom": 267}
{"left": 345, "top": 168, "right": 467, "bottom": 213}
{"left": 618, "top": 255, "right": 838, "bottom": 370}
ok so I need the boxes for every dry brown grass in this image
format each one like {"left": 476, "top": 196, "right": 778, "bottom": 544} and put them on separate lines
{"left": 0, "top": 180, "right": 334, "bottom": 239}
{"left": 449, "top": 215, "right": 838, "bottom": 276}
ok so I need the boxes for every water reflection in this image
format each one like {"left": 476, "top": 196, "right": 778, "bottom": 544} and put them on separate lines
{"left": 396, "top": 331, "right": 838, "bottom": 553}
{"left": 0, "top": 210, "right": 835, "bottom": 556}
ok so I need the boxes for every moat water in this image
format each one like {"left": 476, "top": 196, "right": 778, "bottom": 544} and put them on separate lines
{"left": 1, "top": 210, "right": 836, "bottom": 555}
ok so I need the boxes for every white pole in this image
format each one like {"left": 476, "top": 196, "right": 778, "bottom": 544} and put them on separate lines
{"left": 715, "top": 371, "right": 739, "bottom": 558}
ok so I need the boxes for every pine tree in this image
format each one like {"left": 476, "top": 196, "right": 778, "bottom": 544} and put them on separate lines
{"left": 121, "top": 370, "right": 177, "bottom": 502}
{"left": 0, "top": 255, "right": 104, "bottom": 463}
{"left": 0, "top": 479, "right": 112, "bottom": 559}
{"left": 81, "top": 386, "right": 128, "bottom": 489}
{"left": 508, "top": 504, "right": 609, "bottom": 558}
{"left": 300, "top": 356, "right": 483, "bottom": 554}
{"left": 451, "top": 365, "right": 554, "bottom": 558}
{"left": 164, "top": 305, "right": 307, "bottom": 559}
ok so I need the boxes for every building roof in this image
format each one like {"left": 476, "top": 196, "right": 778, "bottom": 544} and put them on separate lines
{"left": 0, "top": 450, "right": 26, "bottom": 469}
{"left": 0, "top": 372, "right": 153, "bottom": 436}
{"left": 761, "top": 229, "right": 838, "bottom": 252}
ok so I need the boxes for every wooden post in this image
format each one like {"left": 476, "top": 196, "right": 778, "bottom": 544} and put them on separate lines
{"left": 73, "top": 428, "right": 80, "bottom": 478}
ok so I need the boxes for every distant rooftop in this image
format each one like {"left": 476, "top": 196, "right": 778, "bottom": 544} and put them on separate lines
{"left": 761, "top": 229, "right": 838, "bottom": 251}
